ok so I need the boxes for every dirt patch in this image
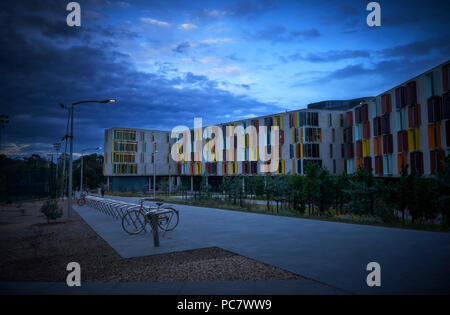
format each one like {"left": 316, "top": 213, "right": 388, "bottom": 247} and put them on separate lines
{"left": 0, "top": 200, "right": 303, "bottom": 282}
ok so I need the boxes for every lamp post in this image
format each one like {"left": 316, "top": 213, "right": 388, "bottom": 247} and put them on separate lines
{"left": 81, "top": 147, "right": 102, "bottom": 192}
{"left": 53, "top": 142, "right": 61, "bottom": 189}
{"left": 0, "top": 115, "right": 9, "bottom": 150}
{"left": 154, "top": 149, "right": 158, "bottom": 199}
{"left": 62, "top": 108, "right": 71, "bottom": 198}
{"left": 60, "top": 99, "right": 115, "bottom": 219}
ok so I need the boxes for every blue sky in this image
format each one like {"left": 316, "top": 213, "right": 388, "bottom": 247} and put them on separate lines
{"left": 0, "top": 0, "right": 449, "bottom": 156}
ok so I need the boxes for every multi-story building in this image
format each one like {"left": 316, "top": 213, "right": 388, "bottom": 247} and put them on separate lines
{"left": 103, "top": 61, "right": 450, "bottom": 192}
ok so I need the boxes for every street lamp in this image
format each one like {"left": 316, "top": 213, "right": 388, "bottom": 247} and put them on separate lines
{"left": 80, "top": 147, "right": 102, "bottom": 192}
{"left": 53, "top": 142, "right": 61, "bottom": 190}
{"left": 154, "top": 149, "right": 158, "bottom": 199}
{"left": 60, "top": 99, "right": 116, "bottom": 219}
{"left": 0, "top": 114, "right": 9, "bottom": 150}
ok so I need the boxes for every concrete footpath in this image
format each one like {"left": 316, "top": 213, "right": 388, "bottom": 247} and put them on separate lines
{"left": 72, "top": 197, "right": 450, "bottom": 295}
{"left": 0, "top": 280, "right": 345, "bottom": 295}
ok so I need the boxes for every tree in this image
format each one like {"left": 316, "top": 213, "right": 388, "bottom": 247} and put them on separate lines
{"left": 346, "top": 166, "right": 377, "bottom": 215}
{"left": 436, "top": 156, "right": 450, "bottom": 226}
{"left": 304, "top": 163, "right": 321, "bottom": 216}
{"left": 72, "top": 153, "right": 105, "bottom": 191}
{"left": 288, "top": 174, "right": 307, "bottom": 214}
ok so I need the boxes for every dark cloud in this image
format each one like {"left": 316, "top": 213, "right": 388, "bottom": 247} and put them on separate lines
{"left": 249, "top": 25, "right": 320, "bottom": 43}
{"left": 382, "top": 15, "right": 420, "bottom": 27}
{"left": 378, "top": 35, "right": 450, "bottom": 58}
{"left": 227, "top": 0, "right": 277, "bottom": 18}
{"left": 172, "top": 41, "right": 191, "bottom": 53}
{"left": 0, "top": 1, "right": 281, "bottom": 156}
{"left": 284, "top": 50, "right": 370, "bottom": 63}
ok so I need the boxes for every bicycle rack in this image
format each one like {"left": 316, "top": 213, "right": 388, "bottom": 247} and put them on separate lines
{"left": 85, "top": 196, "right": 140, "bottom": 220}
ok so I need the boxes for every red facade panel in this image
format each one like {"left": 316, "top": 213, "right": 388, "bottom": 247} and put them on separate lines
{"left": 356, "top": 140, "right": 362, "bottom": 158}
{"left": 381, "top": 94, "right": 391, "bottom": 114}
{"left": 406, "top": 81, "right": 417, "bottom": 106}
{"left": 443, "top": 64, "right": 449, "bottom": 93}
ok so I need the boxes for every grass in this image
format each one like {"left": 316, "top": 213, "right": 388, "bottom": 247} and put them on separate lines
{"left": 103, "top": 191, "right": 449, "bottom": 233}
{"left": 158, "top": 195, "right": 450, "bottom": 233}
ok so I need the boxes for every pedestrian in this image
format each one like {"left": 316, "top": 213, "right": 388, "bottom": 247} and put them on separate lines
{"left": 101, "top": 186, "right": 105, "bottom": 198}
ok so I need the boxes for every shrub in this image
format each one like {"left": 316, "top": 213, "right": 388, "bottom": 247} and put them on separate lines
{"left": 40, "top": 199, "right": 62, "bottom": 223}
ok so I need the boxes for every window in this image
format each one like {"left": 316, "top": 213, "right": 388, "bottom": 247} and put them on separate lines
{"left": 395, "top": 108, "right": 408, "bottom": 131}
{"left": 382, "top": 134, "right": 393, "bottom": 154}
{"left": 113, "top": 152, "right": 135, "bottom": 163}
{"left": 304, "top": 127, "right": 322, "bottom": 142}
{"left": 427, "top": 96, "right": 442, "bottom": 123}
{"left": 397, "top": 153, "right": 408, "bottom": 174}
{"left": 363, "top": 157, "right": 372, "bottom": 172}
{"left": 383, "top": 155, "right": 392, "bottom": 175}
{"left": 443, "top": 64, "right": 449, "bottom": 93}
{"left": 427, "top": 123, "right": 441, "bottom": 149}
{"left": 430, "top": 149, "right": 444, "bottom": 175}
{"left": 395, "top": 86, "right": 406, "bottom": 108}
{"left": 346, "top": 159, "right": 354, "bottom": 174}
{"left": 113, "top": 141, "right": 138, "bottom": 152}
{"left": 381, "top": 113, "right": 390, "bottom": 135}
{"left": 222, "top": 162, "right": 228, "bottom": 175}
{"left": 328, "top": 113, "right": 332, "bottom": 126}
{"left": 114, "top": 129, "right": 136, "bottom": 141}
{"left": 381, "top": 94, "right": 391, "bottom": 115}
{"left": 425, "top": 72, "right": 441, "bottom": 98}
{"left": 330, "top": 144, "right": 333, "bottom": 158}
{"left": 362, "top": 121, "right": 371, "bottom": 139}
{"left": 302, "top": 143, "right": 320, "bottom": 158}
{"left": 397, "top": 131, "right": 409, "bottom": 153}
{"left": 276, "top": 160, "right": 285, "bottom": 174}
{"left": 407, "top": 128, "right": 420, "bottom": 152}
{"left": 410, "top": 151, "right": 424, "bottom": 174}
{"left": 406, "top": 81, "right": 417, "bottom": 106}
{"left": 408, "top": 104, "right": 421, "bottom": 128}
{"left": 355, "top": 124, "right": 362, "bottom": 141}
{"left": 362, "top": 139, "right": 370, "bottom": 157}
{"left": 113, "top": 164, "right": 137, "bottom": 174}
{"left": 374, "top": 156, "right": 383, "bottom": 175}
{"left": 373, "top": 136, "right": 381, "bottom": 156}
{"left": 332, "top": 128, "right": 335, "bottom": 142}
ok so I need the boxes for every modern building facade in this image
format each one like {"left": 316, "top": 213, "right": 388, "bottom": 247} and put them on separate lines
{"left": 103, "top": 61, "right": 450, "bottom": 191}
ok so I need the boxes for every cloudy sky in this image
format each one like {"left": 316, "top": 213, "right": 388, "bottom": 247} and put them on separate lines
{"left": 0, "top": 0, "right": 449, "bottom": 157}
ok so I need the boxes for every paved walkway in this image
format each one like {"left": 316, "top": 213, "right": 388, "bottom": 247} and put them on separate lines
{"left": 74, "top": 197, "right": 450, "bottom": 295}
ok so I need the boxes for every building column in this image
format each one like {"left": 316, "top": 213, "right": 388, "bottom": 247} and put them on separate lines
{"left": 148, "top": 177, "right": 152, "bottom": 192}
{"left": 177, "top": 176, "right": 181, "bottom": 187}
{"left": 107, "top": 176, "right": 110, "bottom": 191}
{"left": 242, "top": 176, "right": 245, "bottom": 192}
{"left": 190, "top": 176, "right": 194, "bottom": 193}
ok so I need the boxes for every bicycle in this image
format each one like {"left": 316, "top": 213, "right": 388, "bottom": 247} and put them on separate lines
{"left": 121, "top": 198, "right": 179, "bottom": 235}
{"left": 77, "top": 192, "right": 87, "bottom": 206}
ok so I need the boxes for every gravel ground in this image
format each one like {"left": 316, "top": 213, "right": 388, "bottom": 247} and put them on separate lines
{"left": 0, "top": 200, "right": 303, "bottom": 282}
